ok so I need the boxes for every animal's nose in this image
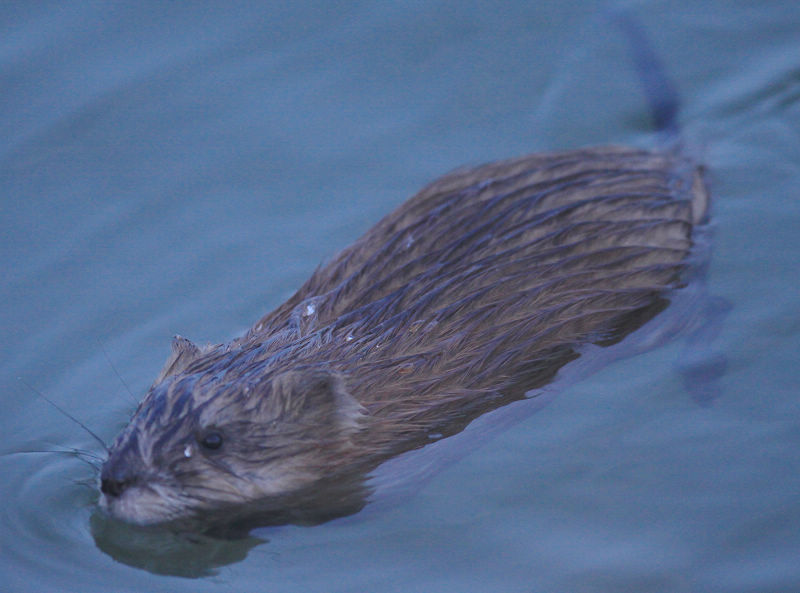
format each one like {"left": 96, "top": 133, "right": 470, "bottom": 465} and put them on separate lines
{"left": 100, "top": 477, "right": 130, "bottom": 498}
{"left": 100, "top": 458, "right": 136, "bottom": 498}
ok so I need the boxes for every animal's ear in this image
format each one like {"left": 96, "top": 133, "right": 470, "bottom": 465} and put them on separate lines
{"left": 155, "top": 335, "right": 203, "bottom": 383}
{"left": 269, "top": 369, "right": 365, "bottom": 434}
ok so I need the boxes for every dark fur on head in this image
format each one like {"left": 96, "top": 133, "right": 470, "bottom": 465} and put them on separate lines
{"left": 100, "top": 147, "right": 708, "bottom": 527}
{"left": 101, "top": 352, "right": 365, "bottom": 524}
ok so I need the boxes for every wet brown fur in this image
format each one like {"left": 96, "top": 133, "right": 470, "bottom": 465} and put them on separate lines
{"left": 100, "top": 145, "right": 708, "bottom": 527}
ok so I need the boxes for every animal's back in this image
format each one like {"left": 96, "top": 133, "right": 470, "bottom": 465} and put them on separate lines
{"left": 238, "top": 146, "right": 707, "bottom": 453}
{"left": 255, "top": 147, "right": 705, "bottom": 330}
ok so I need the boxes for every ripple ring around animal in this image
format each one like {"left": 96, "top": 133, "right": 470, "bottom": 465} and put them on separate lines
{"left": 97, "top": 140, "right": 710, "bottom": 531}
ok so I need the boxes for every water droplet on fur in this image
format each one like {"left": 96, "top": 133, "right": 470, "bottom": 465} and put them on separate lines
{"left": 304, "top": 304, "right": 316, "bottom": 316}
{"left": 184, "top": 445, "right": 193, "bottom": 458}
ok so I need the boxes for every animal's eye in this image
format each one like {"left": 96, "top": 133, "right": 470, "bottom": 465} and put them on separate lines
{"left": 198, "top": 431, "right": 223, "bottom": 450}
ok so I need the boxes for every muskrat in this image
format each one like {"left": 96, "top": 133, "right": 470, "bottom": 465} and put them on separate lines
{"left": 99, "top": 144, "right": 709, "bottom": 529}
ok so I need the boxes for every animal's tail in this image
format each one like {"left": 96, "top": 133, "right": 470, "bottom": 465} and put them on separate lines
{"left": 611, "top": 9, "right": 708, "bottom": 224}
{"left": 610, "top": 9, "right": 681, "bottom": 145}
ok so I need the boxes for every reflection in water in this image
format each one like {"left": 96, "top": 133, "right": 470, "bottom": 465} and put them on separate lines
{"left": 678, "top": 295, "right": 732, "bottom": 406}
{"left": 90, "top": 511, "right": 264, "bottom": 578}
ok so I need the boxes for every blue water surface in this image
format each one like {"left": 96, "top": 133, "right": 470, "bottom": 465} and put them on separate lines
{"left": 1, "top": 1, "right": 799, "bottom": 592}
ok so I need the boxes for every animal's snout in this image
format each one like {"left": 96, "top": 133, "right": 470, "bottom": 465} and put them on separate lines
{"left": 100, "top": 457, "right": 137, "bottom": 499}
{"left": 100, "top": 476, "right": 130, "bottom": 498}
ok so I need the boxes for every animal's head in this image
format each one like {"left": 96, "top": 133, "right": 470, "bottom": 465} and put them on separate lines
{"left": 99, "top": 338, "right": 365, "bottom": 526}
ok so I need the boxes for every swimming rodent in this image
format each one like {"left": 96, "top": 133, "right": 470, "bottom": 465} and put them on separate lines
{"left": 98, "top": 13, "right": 710, "bottom": 530}
{"left": 99, "top": 144, "right": 709, "bottom": 529}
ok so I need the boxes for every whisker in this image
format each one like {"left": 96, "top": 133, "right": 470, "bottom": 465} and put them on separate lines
{"left": 99, "top": 341, "right": 137, "bottom": 404}
{"left": 49, "top": 444, "right": 105, "bottom": 462}
{"left": 12, "top": 447, "right": 103, "bottom": 466}
{"left": 19, "top": 379, "right": 109, "bottom": 452}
